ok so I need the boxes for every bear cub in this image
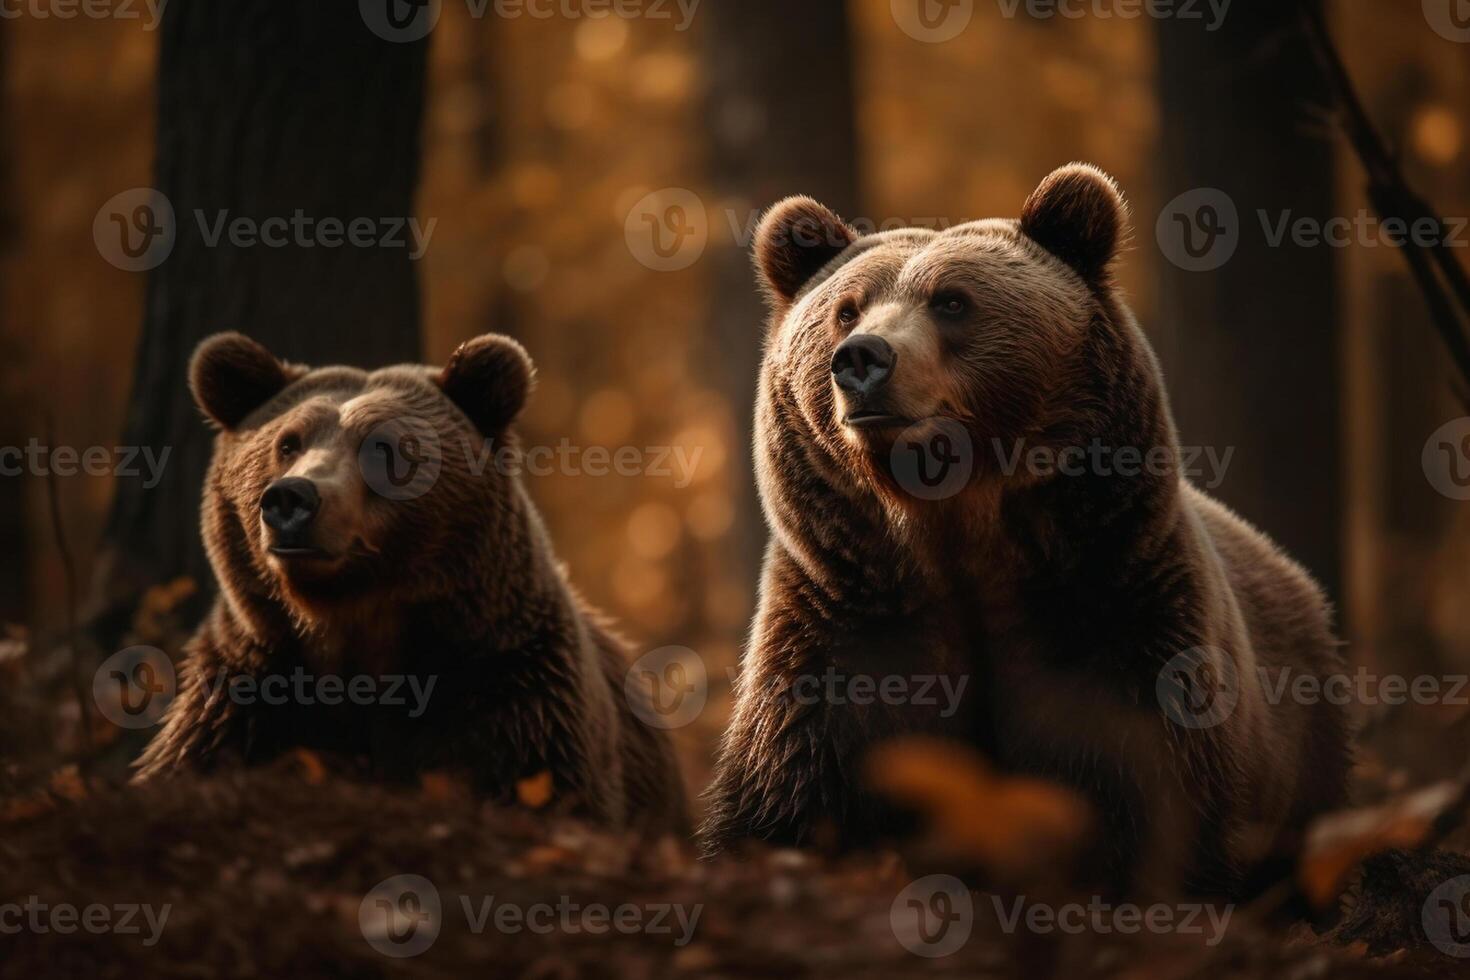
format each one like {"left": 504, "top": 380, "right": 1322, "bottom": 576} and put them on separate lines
{"left": 136, "top": 332, "right": 687, "bottom": 836}
{"left": 701, "top": 165, "right": 1350, "bottom": 893}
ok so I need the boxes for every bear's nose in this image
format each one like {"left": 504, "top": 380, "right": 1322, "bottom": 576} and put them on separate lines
{"left": 831, "top": 334, "right": 896, "bottom": 396}
{"left": 260, "top": 477, "right": 320, "bottom": 535}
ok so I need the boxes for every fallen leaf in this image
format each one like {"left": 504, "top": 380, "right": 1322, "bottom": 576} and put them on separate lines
{"left": 286, "top": 748, "right": 328, "bottom": 785}
{"left": 517, "top": 770, "right": 554, "bottom": 809}
{"left": 865, "top": 737, "right": 1091, "bottom": 880}
{"left": 1298, "top": 780, "right": 1464, "bottom": 908}
{"left": 420, "top": 771, "right": 471, "bottom": 803}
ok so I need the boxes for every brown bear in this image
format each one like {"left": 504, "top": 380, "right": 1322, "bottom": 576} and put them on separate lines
{"left": 135, "top": 332, "right": 688, "bottom": 836}
{"left": 701, "top": 165, "right": 1350, "bottom": 894}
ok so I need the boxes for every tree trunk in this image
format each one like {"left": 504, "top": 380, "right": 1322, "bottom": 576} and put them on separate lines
{"left": 0, "top": 27, "right": 24, "bottom": 625}
{"left": 94, "top": 2, "right": 429, "bottom": 614}
{"left": 701, "top": 0, "right": 860, "bottom": 581}
{"left": 1155, "top": 3, "right": 1343, "bottom": 607}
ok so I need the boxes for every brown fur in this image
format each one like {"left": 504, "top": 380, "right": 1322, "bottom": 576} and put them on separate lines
{"left": 136, "top": 333, "right": 688, "bottom": 836}
{"left": 701, "top": 165, "right": 1350, "bottom": 893}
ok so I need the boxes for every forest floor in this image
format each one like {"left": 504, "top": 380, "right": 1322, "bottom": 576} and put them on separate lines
{"left": 3, "top": 607, "right": 1470, "bottom": 978}
{"left": 0, "top": 760, "right": 1467, "bottom": 980}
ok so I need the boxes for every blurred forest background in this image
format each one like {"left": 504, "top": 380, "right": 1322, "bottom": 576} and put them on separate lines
{"left": 1, "top": 0, "right": 1467, "bottom": 797}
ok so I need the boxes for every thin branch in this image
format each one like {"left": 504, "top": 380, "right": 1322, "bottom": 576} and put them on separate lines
{"left": 43, "top": 412, "right": 91, "bottom": 772}
{"left": 1296, "top": 0, "right": 1470, "bottom": 400}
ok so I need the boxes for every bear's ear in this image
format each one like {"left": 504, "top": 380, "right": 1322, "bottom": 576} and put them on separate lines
{"left": 1019, "top": 163, "right": 1128, "bottom": 283}
{"left": 438, "top": 334, "right": 535, "bottom": 436}
{"left": 190, "top": 332, "right": 299, "bottom": 431}
{"left": 754, "top": 196, "right": 857, "bottom": 305}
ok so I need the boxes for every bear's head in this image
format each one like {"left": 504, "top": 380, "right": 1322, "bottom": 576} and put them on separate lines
{"left": 752, "top": 164, "right": 1174, "bottom": 552}
{"left": 189, "top": 332, "right": 536, "bottom": 628}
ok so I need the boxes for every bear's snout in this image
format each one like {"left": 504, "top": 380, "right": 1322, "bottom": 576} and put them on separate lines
{"left": 831, "top": 334, "right": 895, "bottom": 399}
{"left": 260, "top": 477, "right": 320, "bottom": 542}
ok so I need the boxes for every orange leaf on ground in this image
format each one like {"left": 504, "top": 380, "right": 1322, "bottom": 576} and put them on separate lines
{"left": 420, "top": 771, "right": 471, "bottom": 802}
{"left": 286, "top": 748, "right": 328, "bottom": 785}
{"left": 1298, "top": 780, "right": 1464, "bottom": 908}
{"left": 517, "top": 770, "right": 554, "bottom": 809}
{"left": 865, "top": 736, "right": 1091, "bottom": 880}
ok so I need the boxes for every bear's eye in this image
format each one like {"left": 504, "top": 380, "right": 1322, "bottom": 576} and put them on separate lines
{"left": 277, "top": 433, "right": 301, "bottom": 459}
{"left": 836, "top": 301, "right": 860, "bottom": 326}
{"left": 932, "top": 291, "right": 969, "bottom": 319}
